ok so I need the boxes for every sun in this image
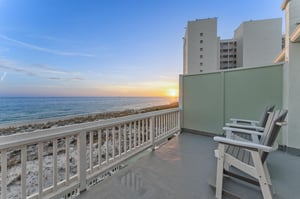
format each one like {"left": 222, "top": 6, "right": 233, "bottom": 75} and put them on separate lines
{"left": 167, "top": 88, "right": 178, "bottom": 97}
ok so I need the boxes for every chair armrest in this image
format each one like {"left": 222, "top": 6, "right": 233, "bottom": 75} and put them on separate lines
{"left": 276, "top": 121, "right": 288, "bottom": 126}
{"left": 225, "top": 123, "right": 264, "bottom": 131}
{"left": 223, "top": 127, "right": 264, "bottom": 136}
{"left": 213, "top": 136, "right": 274, "bottom": 152}
{"left": 230, "top": 118, "right": 259, "bottom": 125}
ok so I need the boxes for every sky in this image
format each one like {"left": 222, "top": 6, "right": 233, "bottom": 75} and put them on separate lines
{"left": 0, "top": 0, "right": 284, "bottom": 97}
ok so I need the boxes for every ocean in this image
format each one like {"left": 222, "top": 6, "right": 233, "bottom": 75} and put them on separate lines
{"left": 0, "top": 97, "right": 177, "bottom": 125}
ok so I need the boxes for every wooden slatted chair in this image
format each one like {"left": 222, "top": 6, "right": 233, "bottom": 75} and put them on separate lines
{"left": 213, "top": 109, "right": 287, "bottom": 199}
{"left": 226, "top": 105, "right": 275, "bottom": 132}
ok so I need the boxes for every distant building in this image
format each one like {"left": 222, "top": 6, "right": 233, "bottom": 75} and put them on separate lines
{"left": 183, "top": 18, "right": 219, "bottom": 74}
{"left": 183, "top": 18, "right": 282, "bottom": 74}
{"left": 219, "top": 39, "right": 237, "bottom": 69}
{"left": 234, "top": 18, "right": 282, "bottom": 67}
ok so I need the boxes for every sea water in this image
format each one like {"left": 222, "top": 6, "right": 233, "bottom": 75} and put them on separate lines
{"left": 0, "top": 97, "right": 176, "bottom": 125}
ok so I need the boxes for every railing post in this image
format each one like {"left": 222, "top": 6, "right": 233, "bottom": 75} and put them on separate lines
{"left": 78, "top": 132, "right": 87, "bottom": 192}
{"left": 179, "top": 75, "right": 183, "bottom": 133}
{"left": 150, "top": 116, "right": 155, "bottom": 151}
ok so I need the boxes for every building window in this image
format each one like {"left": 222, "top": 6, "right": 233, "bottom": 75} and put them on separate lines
{"left": 200, "top": 62, "right": 203, "bottom": 66}
{"left": 200, "top": 55, "right": 203, "bottom": 58}
{"left": 200, "top": 48, "right": 203, "bottom": 51}
{"left": 200, "top": 32, "right": 203, "bottom": 36}
{"left": 200, "top": 40, "right": 203, "bottom": 44}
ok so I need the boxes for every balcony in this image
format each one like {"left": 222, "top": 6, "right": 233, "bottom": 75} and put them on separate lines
{"left": 0, "top": 109, "right": 180, "bottom": 199}
{"left": 76, "top": 132, "right": 300, "bottom": 199}
{"left": 1, "top": 64, "right": 300, "bottom": 199}
{"left": 2, "top": 125, "right": 299, "bottom": 199}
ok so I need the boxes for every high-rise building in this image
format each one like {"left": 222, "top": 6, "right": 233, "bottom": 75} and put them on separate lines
{"left": 183, "top": 18, "right": 282, "bottom": 74}
{"left": 234, "top": 18, "right": 282, "bottom": 67}
{"left": 183, "top": 18, "right": 219, "bottom": 74}
{"left": 219, "top": 39, "right": 237, "bottom": 69}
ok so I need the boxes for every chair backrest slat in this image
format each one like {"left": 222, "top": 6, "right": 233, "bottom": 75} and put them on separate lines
{"left": 258, "top": 105, "right": 275, "bottom": 127}
{"left": 259, "top": 109, "right": 288, "bottom": 163}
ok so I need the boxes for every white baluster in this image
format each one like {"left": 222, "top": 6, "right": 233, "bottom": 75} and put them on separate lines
{"left": 138, "top": 121, "right": 141, "bottom": 146}
{"left": 66, "top": 136, "right": 70, "bottom": 184}
{"left": 159, "top": 115, "right": 162, "bottom": 137}
{"left": 146, "top": 119, "right": 149, "bottom": 142}
{"left": 105, "top": 128, "right": 109, "bottom": 163}
{"left": 1, "top": 150, "right": 7, "bottom": 199}
{"left": 142, "top": 120, "right": 145, "bottom": 144}
{"left": 129, "top": 122, "right": 132, "bottom": 152}
{"left": 118, "top": 125, "right": 121, "bottom": 157}
{"left": 124, "top": 124, "right": 127, "bottom": 154}
{"left": 53, "top": 139, "right": 58, "bottom": 191}
{"left": 78, "top": 132, "right": 87, "bottom": 192}
{"left": 89, "top": 132, "right": 93, "bottom": 172}
{"left": 38, "top": 142, "right": 43, "bottom": 197}
{"left": 21, "top": 146, "right": 26, "bottom": 199}
{"left": 112, "top": 127, "right": 115, "bottom": 160}
{"left": 98, "top": 130, "right": 102, "bottom": 166}
{"left": 150, "top": 116, "right": 155, "bottom": 150}
{"left": 133, "top": 121, "right": 137, "bottom": 149}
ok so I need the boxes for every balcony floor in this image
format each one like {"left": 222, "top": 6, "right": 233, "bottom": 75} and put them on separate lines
{"left": 77, "top": 133, "right": 300, "bottom": 199}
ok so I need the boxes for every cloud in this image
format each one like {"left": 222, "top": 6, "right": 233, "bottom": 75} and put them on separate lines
{"left": 33, "top": 64, "right": 77, "bottom": 75}
{"left": 47, "top": 76, "right": 84, "bottom": 81}
{"left": 0, "top": 72, "right": 7, "bottom": 81}
{"left": 0, "top": 58, "right": 84, "bottom": 81}
{"left": 0, "top": 60, "right": 36, "bottom": 76}
{"left": 0, "top": 34, "right": 94, "bottom": 57}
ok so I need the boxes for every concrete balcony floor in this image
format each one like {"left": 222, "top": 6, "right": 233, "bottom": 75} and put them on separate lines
{"left": 77, "top": 133, "right": 300, "bottom": 199}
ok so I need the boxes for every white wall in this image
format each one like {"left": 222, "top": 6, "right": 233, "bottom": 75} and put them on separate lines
{"left": 284, "top": 0, "right": 300, "bottom": 150}
{"left": 184, "top": 18, "right": 219, "bottom": 74}
{"left": 234, "top": 18, "right": 282, "bottom": 68}
{"left": 234, "top": 24, "right": 244, "bottom": 67}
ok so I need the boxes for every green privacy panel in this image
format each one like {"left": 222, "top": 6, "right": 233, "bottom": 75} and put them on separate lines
{"left": 182, "top": 73, "right": 223, "bottom": 134}
{"left": 224, "top": 65, "right": 283, "bottom": 122}
{"left": 182, "top": 64, "right": 283, "bottom": 138}
{"left": 224, "top": 65, "right": 283, "bottom": 143}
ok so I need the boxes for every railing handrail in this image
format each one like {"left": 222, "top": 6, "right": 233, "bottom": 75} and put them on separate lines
{"left": 0, "top": 108, "right": 180, "bottom": 150}
{"left": 0, "top": 107, "right": 181, "bottom": 199}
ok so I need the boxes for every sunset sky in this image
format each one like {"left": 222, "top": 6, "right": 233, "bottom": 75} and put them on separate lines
{"left": 0, "top": 0, "right": 284, "bottom": 97}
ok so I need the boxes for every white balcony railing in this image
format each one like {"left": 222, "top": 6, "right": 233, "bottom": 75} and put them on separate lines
{"left": 0, "top": 108, "right": 180, "bottom": 199}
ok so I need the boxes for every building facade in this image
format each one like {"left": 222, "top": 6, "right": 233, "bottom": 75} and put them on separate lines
{"left": 183, "top": 18, "right": 282, "bottom": 74}
{"left": 183, "top": 18, "right": 219, "bottom": 74}
{"left": 234, "top": 18, "right": 282, "bottom": 67}
{"left": 219, "top": 39, "right": 237, "bottom": 69}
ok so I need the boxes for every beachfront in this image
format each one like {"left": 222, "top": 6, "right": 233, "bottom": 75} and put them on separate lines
{"left": 0, "top": 103, "right": 179, "bottom": 198}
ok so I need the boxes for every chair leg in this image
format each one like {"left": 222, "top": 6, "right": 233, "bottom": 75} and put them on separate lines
{"left": 263, "top": 162, "right": 275, "bottom": 194}
{"left": 251, "top": 152, "right": 273, "bottom": 199}
{"left": 263, "top": 162, "right": 272, "bottom": 186}
{"left": 216, "top": 144, "right": 225, "bottom": 199}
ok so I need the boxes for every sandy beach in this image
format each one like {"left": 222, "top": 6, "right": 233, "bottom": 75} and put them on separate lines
{"left": 0, "top": 102, "right": 178, "bottom": 136}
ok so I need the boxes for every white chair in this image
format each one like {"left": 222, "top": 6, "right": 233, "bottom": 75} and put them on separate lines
{"left": 214, "top": 109, "right": 287, "bottom": 199}
{"left": 226, "top": 105, "right": 275, "bottom": 132}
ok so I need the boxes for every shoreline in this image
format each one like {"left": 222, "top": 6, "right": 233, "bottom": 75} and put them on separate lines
{"left": 0, "top": 102, "right": 178, "bottom": 136}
